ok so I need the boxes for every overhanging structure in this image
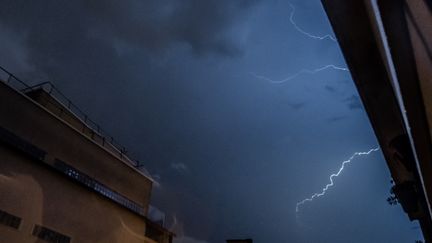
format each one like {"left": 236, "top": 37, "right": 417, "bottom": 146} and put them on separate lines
{"left": 322, "top": 0, "right": 432, "bottom": 241}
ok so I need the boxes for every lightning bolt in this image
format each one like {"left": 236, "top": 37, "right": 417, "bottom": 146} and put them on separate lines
{"left": 250, "top": 3, "right": 345, "bottom": 84}
{"left": 251, "top": 64, "right": 348, "bottom": 84}
{"left": 256, "top": 2, "right": 377, "bottom": 216}
{"left": 288, "top": 2, "right": 337, "bottom": 42}
{"left": 295, "top": 147, "right": 380, "bottom": 214}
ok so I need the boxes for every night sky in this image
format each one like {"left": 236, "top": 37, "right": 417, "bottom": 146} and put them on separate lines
{"left": 0, "top": 0, "right": 424, "bottom": 242}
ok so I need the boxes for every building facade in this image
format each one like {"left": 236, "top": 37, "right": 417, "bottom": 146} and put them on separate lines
{"left": 0, "top": 70, "right": 174, "bottom": 243}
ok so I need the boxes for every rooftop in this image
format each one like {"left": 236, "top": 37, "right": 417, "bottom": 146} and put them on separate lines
{"left": 0, "top": 65, "right": 167, "bottom": 227}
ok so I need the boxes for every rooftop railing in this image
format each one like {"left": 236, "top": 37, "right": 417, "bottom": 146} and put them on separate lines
{"left": 0, "top": 65, "right": 152, "bottom": 178}
{"left": 0, "top": 65, "right": 30, "bottom": 90}
{"left": 0, "top": 65, "right": 170, "bottom": 228}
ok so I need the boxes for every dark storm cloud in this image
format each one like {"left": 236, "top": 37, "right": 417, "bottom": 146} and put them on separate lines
{"left": 0, "top": 0, "right": 261, "bottom": 194}
{"left": 344, "top": 95, "right": 363, "bottom": 110}
{"left": 0, "top": 0, "right": 258, "bottom": 58}
{"left": 85, "top": 0, "right": 258, "bottom": 56}
{"left": 0, "top": 0, "right": 261, "bottom": 133}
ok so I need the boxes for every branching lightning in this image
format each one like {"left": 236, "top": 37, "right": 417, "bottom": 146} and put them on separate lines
{"left": 295, "top": 147, "right": 380, "bottom": 214}
{"left": 288, "top": 2, "right": 336, "bottom": 42}
{"left": 251, "top": 64, "right": 348, "bottom": 84}
{"left": 252, "top": 2, "right": 379, "bottom": 217}
{"left": 250, "top": 3, "right": 346, "bottom": 84}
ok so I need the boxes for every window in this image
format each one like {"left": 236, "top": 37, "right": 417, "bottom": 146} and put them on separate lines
{"left": 32, "top": 225, "right": 70, "bottom": 243}
{"left": 0, "top": 126, "right": 46, "bottom": 161}
{"left": 54, "top": 159, "right": 145, "bottom": 217}
{"left": 0, "top": 209, "right": 21, "bottom": 229}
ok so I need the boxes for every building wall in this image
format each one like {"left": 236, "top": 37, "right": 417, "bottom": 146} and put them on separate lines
{"left": 0, "top": 82, "right": 152, "bottom": 209}
{"left": 406, "top": 0, "right": 432, "bottom": 137}
{"left": 25, "top": 89, "right": 135, "bottom": 166}
{"left": 0, "top": 81, "right": 173, "bottom": 242}
{"left": 0, "top": 145, "right": 156, "bottom": 243}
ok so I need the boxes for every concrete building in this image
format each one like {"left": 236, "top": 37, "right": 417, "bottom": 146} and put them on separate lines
{"left": 322, "top": 0, "right": 432, "bottom": 241}
{"left": 0, "top": 67, "right": 174, "bottom": 243}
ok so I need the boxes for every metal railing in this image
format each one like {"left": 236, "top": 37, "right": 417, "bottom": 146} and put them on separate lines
{"left": 0, "top": 65, "right": 30, "bottom": 90}
{"left": 0, "top": 65, "right": 151, "bottom": 178}
{"left": 0, "top": 65, "right": 171, "bottom": 228}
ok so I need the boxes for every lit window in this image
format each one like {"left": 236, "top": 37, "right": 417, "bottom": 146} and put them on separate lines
{"left": 53, "top": 159, "right": 146, "bottom": 217}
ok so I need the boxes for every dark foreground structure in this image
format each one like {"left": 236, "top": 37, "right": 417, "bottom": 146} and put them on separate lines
{"left": 0, "top": 68, "right": 174, "bottom": 242}
{"left": 226, "top": 239, "right": 253, "bottom": 243}
{"left": 322, "top": 0, "right": 432, "bottom": 241}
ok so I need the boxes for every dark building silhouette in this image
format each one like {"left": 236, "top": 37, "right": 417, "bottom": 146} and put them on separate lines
{"left": 226, "top": 239, "right": 253, "bottom": 243}
{"left": 322, "top": 0, "right": 432, "bottom": 241}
